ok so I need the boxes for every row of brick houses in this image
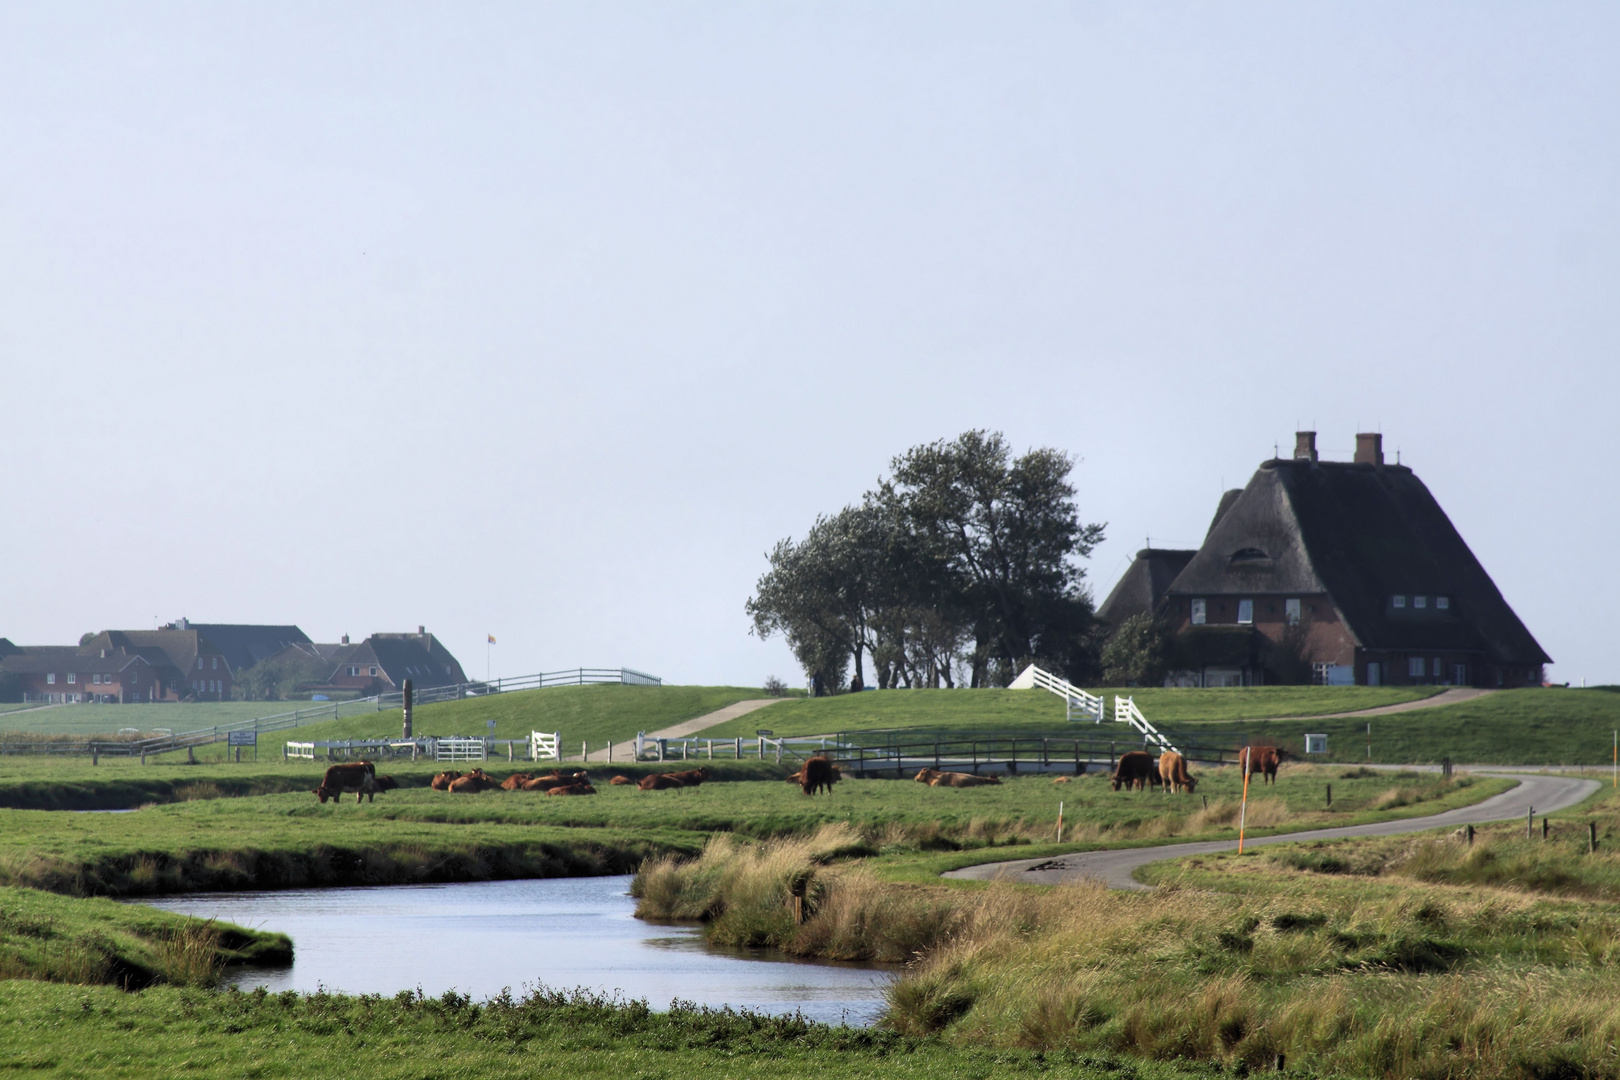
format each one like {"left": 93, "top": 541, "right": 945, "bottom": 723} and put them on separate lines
{"left": 1096, "top": 432, "right": 1550, "bottom": 688}
{"left": 0, "top": 621, "right": 467, "bottom": 703}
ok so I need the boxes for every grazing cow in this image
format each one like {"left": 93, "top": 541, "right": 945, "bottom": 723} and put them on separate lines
{"left": 1239, "top": 745, "right": 1285, "bottom": 785}
{"left": 546, "top": 783, "right": 597, "bottom": 796}
{"left": 608, "top": 775, "right": 634, "bottom": 785}
{"left": 448, "top": 768, "right": 499, "bottom": 793}
{"left": 800, "top": 756, "right": 838, "bottom": 796}
{"left": 430, "top": 771, "right": 461, "bottom": 791}
{"left": 1158, "top": 751, "right": 1197, "bottom": 794}
{"left": 313, "top": 762, "right": 391, "bottom": 804}
{"left": 913, "top": 768, "right": 1002, "bottom": 788}
{"left": 500, "top": 773, "right": 532, "bottom": 791}
{"left": 637, "top": 772, "right": 686, "bottom": 791}
{"left": 1110, "top": 751, "right": 1158, "bottom": 792}
{"left": 786, "top": 764, "right": 841, "bottom": 785}
{"left": 522, "top": 771, "right": 589, "bottom": 792}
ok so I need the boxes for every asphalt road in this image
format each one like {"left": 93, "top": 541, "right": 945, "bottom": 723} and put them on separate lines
{"left": 944, "top": 770, "right": 1601, "bottom": 890}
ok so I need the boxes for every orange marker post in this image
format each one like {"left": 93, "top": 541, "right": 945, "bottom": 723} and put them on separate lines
{"left": 1056, "top": 800, "right": 1064, "bottom": 844}
{"left": 1237, "top": 746, "right": 1253, "bottom": 854}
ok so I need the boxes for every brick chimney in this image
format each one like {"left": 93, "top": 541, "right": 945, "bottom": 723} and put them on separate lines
{"left": 1354, "top": 432, "right": 1384, "bottom": 465}
{"left": 341, "top": 634, "right": 349, "bottom": 645}
{"left": 1293, "top": 431, "right": 1318, "bottom": 462}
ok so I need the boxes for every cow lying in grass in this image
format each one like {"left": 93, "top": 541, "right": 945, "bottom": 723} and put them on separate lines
{"left": 447, "top": 768, "right": 500, "bottom": 793}
{"left": 546, "top": 783, "right": 596, "bottom": 796}
{"left": 430, "top": 771, "right": 461, "bottom": 791}
{"left": 637, "top": 767, "right": 709, "bottom": 791}
{"left": 313, "top": 762, "right": 399, "bottom": 803}
{"left": 522, "top": 771, "right": 589, "bottom": 792}
{"left": 500, "top": 773, "right": 532, "bottom": 791}
{"left": 912, "top": 767, "right": 1001, "bottom": 788}
{"left": 608, "top": 775, "right": 634, "bottom": 785}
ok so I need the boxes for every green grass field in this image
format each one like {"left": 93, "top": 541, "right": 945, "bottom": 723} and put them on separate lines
{"left": 0, "top": 701, "right": 314, "bottom": 736}
{"left": 699, "top": 685, "right": 1442, "bottom": 739}
{"left": 1177, "top": 686, "right": 1620, "bottom": 765}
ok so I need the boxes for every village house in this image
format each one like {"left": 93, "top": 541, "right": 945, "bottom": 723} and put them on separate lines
{"left": 0, "top": 627, "right": 229, "bottom": 703}
{"left": 262, "top": 627, "right": 468, "bottom": 697}
{"left": 1099, "top": 432, "right": 1549, "bottom": 689}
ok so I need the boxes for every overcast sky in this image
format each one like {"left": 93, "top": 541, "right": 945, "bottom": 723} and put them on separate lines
{"left": 2, "top": 3, "right": 1615, "bottom": 687}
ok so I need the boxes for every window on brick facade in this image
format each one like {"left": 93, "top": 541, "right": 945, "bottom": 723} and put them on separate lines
{"left": 370, "top": 667, "right": 377, "bottom": 676}
{"left": 46, "top": 673, "right": 55, "bottom": 685}
{"left": 212, "top": 658, "right": 218, "bottom": 670}
{"left": 1409, "top": 656, "right": 1426, "bottom": 678}
{"left": 1393, "top": 595, "right": 1406, "bottom": 608}
{"left": 1414, "top": 595, "right": 1427, "bottom": 609}
{"left": 1285, "top": 598, "right": 1301, "bottom": 625}
{"left": 1191, "top": 599, "right": 1206, "bottom": 625}
{"left": 1436, "top": 596, "right": 1450, "bottom": 610}
{"left": 197, "top": 658, "right": 203, "bottom": 669}
{"left": 1237, "top": 599, "right": 1254, "bottom": 625}
{"left": 67, "top": 673, "right": 75, "bottom": 684}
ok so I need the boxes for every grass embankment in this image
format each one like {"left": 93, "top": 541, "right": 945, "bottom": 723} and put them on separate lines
{"left": 0, "top": 885, "right": 289, "bottom": 989}
{"left": 0, "top": 983, "right": 1212, "bottom": 1080}
{"left": 636, "top": 782, "right": 1620, "bottom": 1078}
{"left": 700, "top": 685, "right": 1442, "bottom": 740}
{"left": 1182, "top": 686, "right": 1620, "bottom": 765}
{"left": 0, "top": 701, "right": 314, "bottom": 735}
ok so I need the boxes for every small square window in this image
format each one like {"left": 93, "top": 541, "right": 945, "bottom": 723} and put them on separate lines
{"left": 1285, "top": 598, "right": 1301, "bottom": 625}
{"left": 67, "top": 673, "right": 75, "bottom": 684}
{"left": 370, "top": 667, "right": 377, "bottom": 676}
{"left": 1409, "top": 657, "right": 1426, "bottom": 678}
{"left": 1237, "top": 599, "right": 1254, "bottom": 625}
{"left": 1414, "top": 595, "right": 1427, "bottom": 609}
{"left": 46, "top": 673, "right": 55, "bottom": 685}
{"left": 1436, "top": 596, "right": 1450, "bottom": 610}
{"left": 1393, "top": 595, "right": 1406, "bottom": 609}
{"left": 1191, "top": 599, "right": 1207, "bottom": 626}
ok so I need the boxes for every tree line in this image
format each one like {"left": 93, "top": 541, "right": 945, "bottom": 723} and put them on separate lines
{"left": 747, "top": 431, "right": 1106, "bottom": 693}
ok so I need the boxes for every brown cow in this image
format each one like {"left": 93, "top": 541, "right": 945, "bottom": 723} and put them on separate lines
{"left": 522, "top": 771, "right": 589, "bottom": 792}
{"left": 448, "top": 768, "right": 499, "bottom": 793}
{"left": 786, "top": 764, "right": 842, "bottom": 785}
{"left": 800, "top": 756, "right": 838, "bottom": 796}
{"left": 667, "top": 767, "right": 711, "bottom": 787}
{"left": 430, "top": 770, "right": 461, "bottom": 791}
{"left": 638, "top": 772, "right": 686, "bottom": 790}
{"left": 913, "top": 768, "right": 1002, "bottom": 788}
{"left": 314, "top": 762, "right": 390, "bottom": 803}
{"left": 546, "top": 783, "right": 597, "bottom": 796}
{"left": 500, "top": 773, "right": 532, "bottom": 791}
{"left": 1158, "top": 751, "right": 1197, "bottom": 794}
{"left": 608, "top": 775, "right": 634, "bottom": 785}
{"left": 1239, "top": 745, "right": 1285, "bottom": 785}
{"left": 1110, "top": 751, "right": 1158, "bottom": 792}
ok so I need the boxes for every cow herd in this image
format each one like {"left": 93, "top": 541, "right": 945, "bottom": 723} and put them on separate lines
{"left": 311, "top": 747, "right": 1286, "bottom": 804}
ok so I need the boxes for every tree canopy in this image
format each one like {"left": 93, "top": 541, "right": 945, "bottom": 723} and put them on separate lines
{"left": 747, "top": 431, "right": 1106, "bottom": 692}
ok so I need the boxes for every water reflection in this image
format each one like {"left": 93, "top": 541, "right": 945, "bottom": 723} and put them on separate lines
{"left": 144, "top": 875, "right": 891, "bottom": 1026}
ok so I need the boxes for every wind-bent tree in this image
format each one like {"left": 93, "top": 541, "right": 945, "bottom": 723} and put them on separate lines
{"left": 880, "top": 430, "right": 1105, "bottom": 686}
{"left": 749, "top": 430, "right": 1105, "bottom": 691}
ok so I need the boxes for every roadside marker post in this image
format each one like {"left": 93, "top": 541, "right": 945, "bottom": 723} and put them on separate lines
{"left": 1237, "top": 747, "right": 1253, "bottom": 854}
{"left": 1056, "top": 801, "right": 1064, "bottom": 844}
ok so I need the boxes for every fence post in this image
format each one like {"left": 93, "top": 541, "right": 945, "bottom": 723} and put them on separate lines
{"left": 1466, "top": 824, "right": 1474, "bottom": 846}
{"left": 1590, "top": 821, "right": 1598, "bottom": 853}
{"left": 735, "top": 736, "right": 741, "bottom": 760}
{"left": 1527, "top": 807, "right": 1534, "bottom": 839}
{"left": 1543, "top": 816, "right": 1549, "bottom": 840}
{"left": 1326, "top": 784, "right": 1332, "bottom": 808}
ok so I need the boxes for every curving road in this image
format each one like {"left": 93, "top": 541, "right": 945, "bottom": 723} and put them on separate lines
{"left": 945, "top": 771, "right": 1600, "bottom": 890}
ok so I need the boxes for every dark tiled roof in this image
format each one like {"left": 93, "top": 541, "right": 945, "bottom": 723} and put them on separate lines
{"left": 1097, "top": 548, "right": 1198, "bottom": 625}
{"left": 0, "top": 645, "right": 150, "bottom": 674}
{"left": 184, "top": 624, "right": 311, "bottom": 674}
{"left": 1166, "top": 459, "right": 1549, "bottom": 665}
{"left": 82, "top": 630, "right": 216, "bottom": 675}
{"left": 365, "top": 633, "right": 466, "bottom": 689}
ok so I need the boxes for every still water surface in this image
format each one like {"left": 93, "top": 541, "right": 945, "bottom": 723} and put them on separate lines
{"left": 145, "top": 876, "right": 891, "bottom": 1025}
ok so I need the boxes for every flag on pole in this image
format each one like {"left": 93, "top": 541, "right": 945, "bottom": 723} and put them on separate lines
{"left": 487, "top": 634, "right": 496, "bottom": 644}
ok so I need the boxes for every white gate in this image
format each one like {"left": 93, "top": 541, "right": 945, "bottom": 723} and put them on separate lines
{"left": 529, "top": 731, "right": 561, "bottom": 761}
{"left": 436, "top": 737, "right": 488, "bottom": 762}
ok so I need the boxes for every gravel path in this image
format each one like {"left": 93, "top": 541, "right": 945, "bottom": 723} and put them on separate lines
{"left": 944, "top": 770, "right": 1599, "bottom": 890}
{"left": 579, "top": 698, "right": 785, "bottom": 762}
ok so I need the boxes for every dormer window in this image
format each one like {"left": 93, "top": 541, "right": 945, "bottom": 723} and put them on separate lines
{"left": 1285, "top": 598, "right": 1301, "bottom": 625}
{"left": 1414, "top": 595, "right": 1427, "bottom": 609}
{"left": 1393, "top": 595, "right": 1406, "bottom": 609}
{"left": 1191, "top": 599, "right": 1207, "bottom": 626}
{"left": 1237, "top": 599, "right": 1254, "bottom": 625}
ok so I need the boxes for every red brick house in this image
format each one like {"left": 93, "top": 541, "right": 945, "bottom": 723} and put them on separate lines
{"left": 1100, "top": 432, "right": 1550, "bottom": 688}
{"left": 0, "top": 630, "right": 223, "bottom": 703}
{"left": 263, "top": 628, "right": 468, "bottom": 697}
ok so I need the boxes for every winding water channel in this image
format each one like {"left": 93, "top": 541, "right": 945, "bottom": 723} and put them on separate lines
{"left": 145, "top": 875, "right": 892, "bottom": 1025}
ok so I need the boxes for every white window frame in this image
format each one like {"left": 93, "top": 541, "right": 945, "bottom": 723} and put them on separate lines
{"left": 370, "top": 667, "right": 377, "bottom": 676}
{"left": 1237, "top": 599, "right": 1254, "bottom": 625}
{"left": 67, "top": 672, "right": 75, "bottom": 684}
{"left": 1409, "top": 656, "right": 1426, "bottom": 678}
{"left": 1436, "top": 596, "right": 1450, "bottom": 610}
{"left": 1191, "top": 599, "right": 1207, "bottom": 626}
{"left": 1393, "top": 595, "right": 1406, "bottom": 609}
{"left": 46, "top": 673, "right": 55, "bottom": 685}
{"left": 1414, "top": 595, "right": 1427, "bottom": 609}
{"left": 1284, "top": 598, "right": 1301, "bottom": 625}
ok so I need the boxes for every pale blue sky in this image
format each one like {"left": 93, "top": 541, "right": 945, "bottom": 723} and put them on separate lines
{"left": 1, "top": 3, "right": 1614, "bottom": 685}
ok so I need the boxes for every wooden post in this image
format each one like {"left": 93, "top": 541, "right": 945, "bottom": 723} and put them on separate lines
{"left": 91, "top": 745, "right": 98, "bottom": 766}
{"left": 1043, "top": 737, "right": 1049, "bottom": 767}
{"left": 1543, "top": 816, "right": 1549, "bottom": 840}
{"left": 1527, "top": 807, "right": 1534, "bottom": 839}
{"left": 1326, "top": 783, "right": 1332, "bottom": 808}
{"left": 1590, "top": 821, "right": 1598, "bottom": 853}
{"left": 1466, "top": 824, "right": 1474, "bottom": 846}
{"left": 402, "top": 679, "right": 414, "bottom": 740}
{"left": 508, "top": 742, "right": 514, "bottom": 762}
{"left": 1202, "top": 794, "right": 1208, "bottom": 811}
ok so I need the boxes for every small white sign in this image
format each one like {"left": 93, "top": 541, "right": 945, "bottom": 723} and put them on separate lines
{"left": 1304, "top": 733, "right": 1327, "bottom": 755}
{"left": 487, "top": 719, "right": 497, "bottom": 730}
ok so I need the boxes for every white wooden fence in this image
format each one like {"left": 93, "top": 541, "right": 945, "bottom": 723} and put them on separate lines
{"left": 529, "top": 731, "right": 561, "bottom": 761}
